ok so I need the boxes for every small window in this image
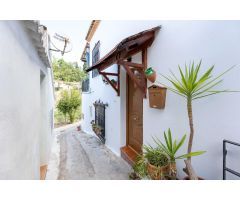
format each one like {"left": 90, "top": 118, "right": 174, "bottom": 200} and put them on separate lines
{"left": 82, "top": 50, "right": 90, "bottom": 92}
{"left": 92, "top": 41, "right": 100, "bottom": 78}
{"left": 82, "top": 78, "right": 90, "bottom": 92}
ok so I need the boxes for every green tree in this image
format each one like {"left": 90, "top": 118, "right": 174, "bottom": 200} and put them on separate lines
{"left": 53, "top": 58, "right": 86, "bottom": 82}
{"left": 56, "top": 90, "right": 69, "bottom": 122}
{"left": 57, "top": 89, "right": 81, "bottom": 123}
{"left": 68, "top": 89, "right": 81, "bottom": 123}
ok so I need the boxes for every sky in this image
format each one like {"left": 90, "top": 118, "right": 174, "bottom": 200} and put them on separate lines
{"left": 41, "top": 20, "right": 91, "bottom": 66}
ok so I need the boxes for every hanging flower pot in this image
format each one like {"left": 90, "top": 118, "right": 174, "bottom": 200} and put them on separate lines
{"left": 111, "top": 79, "right": 117, "bottom": 87}
{"left": 145, "top": 67, "right": 156, "bottom": 83}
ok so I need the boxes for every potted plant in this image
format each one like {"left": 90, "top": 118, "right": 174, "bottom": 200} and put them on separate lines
{"left": 144, "top": 145, "right": 169, "bottom": 180}
{"left": 91, "top": 120, "right": 95, "bottom": 130}
{"left": 145, "top": 67, "right": 156, "bottom": 83}
{"left": 131, "top": 154, "right": 147, "bottom": 180}
{"left": 159, "top": 60, "right": 236, "bottom": 179}
{"left": 111, "top": 79, "right": 117, "bottom": 87}
{"left": 132, "top": 145, "right": 169, "bottom": 180}
{"left": 153, "top": 128, "right": 205, "bottom": 179}
{"left": 91, "top": 121, "right": 103, "bottom": 135}
{"left": 94, "top": 125, "right": 102, "bottom": 135}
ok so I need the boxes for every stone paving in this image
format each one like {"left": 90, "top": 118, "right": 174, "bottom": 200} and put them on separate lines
{"left": 46, "top": 124, "right": 131, "bottom": 180}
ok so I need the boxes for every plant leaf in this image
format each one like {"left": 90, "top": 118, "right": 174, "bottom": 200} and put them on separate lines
{"left": 176, "top": 151, "right": 206, "bottom": 159}
{"left": 164, "top": 131, "right": 171, "bottom": 151}
{"left": 168, "top": 128, "right": 173, "bottom": 153}
{"left": 173, "top": 134, "right": 186, "bottom": 154}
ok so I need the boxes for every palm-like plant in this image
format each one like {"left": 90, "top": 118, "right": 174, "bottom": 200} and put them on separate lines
{"left": 159, "top": 60, "right": 235, "bottom": 162}
{"left": 153, "top": 128, "right": 205, "bottom": 162}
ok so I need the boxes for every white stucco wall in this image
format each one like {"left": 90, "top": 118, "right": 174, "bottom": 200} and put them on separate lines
{"left": 40, "top": 68, "right": 54, "bottom": 167}
{"left": 82, "top": 21, "right": 240, "bottom": 179}
{"left": 0, "top": 21, "right": 54, "bottom": 179}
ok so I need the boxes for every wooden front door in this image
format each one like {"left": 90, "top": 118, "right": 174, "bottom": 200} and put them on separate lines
{"left": 127, "top": 70, "right": 143, "bottom": 153}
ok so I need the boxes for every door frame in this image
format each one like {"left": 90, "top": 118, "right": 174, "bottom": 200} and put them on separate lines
{"left": 126, "top": 73, "right": 130, "bottom": 147}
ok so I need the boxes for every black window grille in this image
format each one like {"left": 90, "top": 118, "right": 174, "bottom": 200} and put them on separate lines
{"left": 92, "top": 41, "right": 100, "bottom": 78}
{"left": 82, "top": 78, "right": 89, "bottom": 92}
{"left": 82, "top": 54, "right": 90, "bottom": 92}
{"left": 93, "top": 100, "right": 108, "bottom": 143}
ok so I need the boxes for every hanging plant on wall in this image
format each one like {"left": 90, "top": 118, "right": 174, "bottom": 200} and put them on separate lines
{"left": 111, "top": 79, "right": 117, "bottom": 87}
{"left": 145, "top": 67, "right": 157, "bottom": 83}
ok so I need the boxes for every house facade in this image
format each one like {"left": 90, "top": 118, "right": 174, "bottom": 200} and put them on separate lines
{"left": 81, "top": 20, "right": 240, "bottom": 180}
{"left": 0, "top": 21, "right": 54, "bottom": 179}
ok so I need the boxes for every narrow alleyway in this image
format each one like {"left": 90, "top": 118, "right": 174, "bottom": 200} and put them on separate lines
{"left": 46, "top": 124, "right": 131, "bottom": 180}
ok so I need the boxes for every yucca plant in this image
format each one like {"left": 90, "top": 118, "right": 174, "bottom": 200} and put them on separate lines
{"left": 153, "top": 128, "right": 205, "bottom": 162}
{"left": 159, "top": 60, "right": 236, "bottom": 162}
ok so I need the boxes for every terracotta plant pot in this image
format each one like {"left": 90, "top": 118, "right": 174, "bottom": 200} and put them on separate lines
{"left": 145, "top": 68, "right": 157, "bottom": 83}
{"left": 168, "top": 162, "right": 177, "bottom": 178}
{"left": 147, "top": 162, "right": 169, "bottom": 180}
{"left": 95, "top": 129, "right": 101, "bottom": 135}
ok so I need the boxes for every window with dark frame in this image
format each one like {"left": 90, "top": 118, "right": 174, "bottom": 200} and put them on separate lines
{"left": 82, "top": 44, "right": 90, "bottom": 92}
{"left": 92, "top": 41, "right": 100, "bottom": 78}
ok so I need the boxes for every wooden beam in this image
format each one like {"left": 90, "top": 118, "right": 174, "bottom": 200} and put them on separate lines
{"left": 87, "top": 32, "right": 155, "bottom": 72}
{"left": 142, "top": 49, "right": 147, "bottom": 69}
{"left": 117, "top": 60, "right": 144, "bottom": 69}
{"left": 122, "top": 64, "right": 145, "bottom": 94}
{"left": 101, "top": 73, "right": 118, "bottom": 94}
{"left": 142, "top": 49, "right": 148, "bottom": 97}
{"left": 99, "top": 72, "right": 118, "bottom": 76}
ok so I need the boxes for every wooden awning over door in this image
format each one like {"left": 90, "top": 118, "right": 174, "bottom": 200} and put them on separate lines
{"left": 86, "top": 26, "right": 161, "bottom": 96}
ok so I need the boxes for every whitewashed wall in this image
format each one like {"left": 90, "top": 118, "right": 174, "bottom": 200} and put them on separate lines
{"left": 82, "top": 21, "right": 240, "bottom": 179}
{"left": 0, "top": 21, "right": 54, "bottom": 179}
{"left": 40, "top": 68, "right": 54, "bottom": 167}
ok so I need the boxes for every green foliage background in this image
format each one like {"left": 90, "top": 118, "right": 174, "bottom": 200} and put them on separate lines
{"left": 56, "top": 89, "right": 81, "bottom": 123}
{"left": 53, "top": 58, "right": 86, "bottom": 82}
{"left": 52, "top": 58, "right": 86, "bottom": 126}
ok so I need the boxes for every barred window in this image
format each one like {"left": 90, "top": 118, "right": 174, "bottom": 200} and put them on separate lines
{"left": 92, "top": 41, "right": 100, "bottom": 78}
{"left": 93, "top": 100, "right": 107, "bottom": 143}
{"left": 82, "top": 50, "right": 90, "bottom": 92}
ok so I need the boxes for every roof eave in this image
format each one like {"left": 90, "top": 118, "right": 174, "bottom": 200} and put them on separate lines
{"left": 22, "top": 20, "right": 52, "bottom": 68}
{"left": 86, "top": 26, "right": 161, "bottom": 72}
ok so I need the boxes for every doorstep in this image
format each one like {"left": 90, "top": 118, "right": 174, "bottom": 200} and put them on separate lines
{"left": 120, "top": 146, "right": 138, "bottom": 166}
{"left": 40, "top": 165, "right": 48, "bottom": 180}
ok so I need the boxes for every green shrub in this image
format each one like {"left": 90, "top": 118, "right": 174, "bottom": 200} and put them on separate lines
{"left": 133, "top": 155, "right": 147, "bottom": 178}
{"left": 143, "top": 145, "right": 169, "bottom": 167}
{"left": 57, "top": 89, "right": 81, "bottom": 123}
